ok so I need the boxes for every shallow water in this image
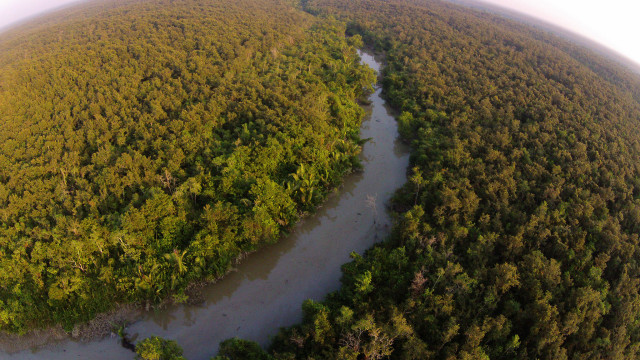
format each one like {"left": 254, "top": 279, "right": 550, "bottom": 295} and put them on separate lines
{"left": 5, "top": 50, "right": 409, "bottom": 360}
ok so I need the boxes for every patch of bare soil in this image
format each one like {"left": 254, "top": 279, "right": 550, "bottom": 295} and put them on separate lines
{"left": 0, "top": 304, "right": 141, "bottom": 353}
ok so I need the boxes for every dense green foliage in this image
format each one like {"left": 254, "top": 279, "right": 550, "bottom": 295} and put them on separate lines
{"left": 267, "top": 1, "right": 640, "bottom": 359}
{"left": 0, "top": 0, "right": 374, "bottom": 332}
{"left": 135, "top": 336, "right": 185, "bottom": 360}
{"left": 6, "top": 0, "right": 640, "bottom": 358}
{"left": 212, "top": 338, "right": 273, "bottom": 360}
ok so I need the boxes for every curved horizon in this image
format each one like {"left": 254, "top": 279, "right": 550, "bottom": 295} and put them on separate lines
{"left": 475, "top": 0, "right": 640, "bottom": 71}
{"left": 1, "top": 0, "right": 640, "bottom": 72}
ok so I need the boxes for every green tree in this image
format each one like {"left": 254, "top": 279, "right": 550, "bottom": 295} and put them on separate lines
{"left": 212, "top": 338, "right": 272, "bottom": 360}
{"left": 135, "top": 336, "right": 185, "bottom": 360}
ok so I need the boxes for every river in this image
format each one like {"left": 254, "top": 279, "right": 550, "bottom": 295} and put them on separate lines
{"left": 5, "top": 50, "right": 409, "bottom": 360}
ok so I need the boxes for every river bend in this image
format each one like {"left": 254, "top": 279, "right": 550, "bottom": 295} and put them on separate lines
{"left": 6, "top": 50, "right": 409, "bottom": 360}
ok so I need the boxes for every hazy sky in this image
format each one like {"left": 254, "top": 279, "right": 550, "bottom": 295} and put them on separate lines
{"left": 480, "top": 0, "right": 640, "bottom": 66}
{"left": 0, "top": 0, "right": 82, "bottom": 28}
{"left": 0, "top": 0, "right": 639, "bottom": 67}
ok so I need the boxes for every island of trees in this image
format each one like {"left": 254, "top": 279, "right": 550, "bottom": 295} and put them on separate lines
{"left": 3, "top": 0, "right": 640, "bottom": 359}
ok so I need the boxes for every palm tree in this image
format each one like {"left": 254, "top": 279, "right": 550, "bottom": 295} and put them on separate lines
{"left": 164, "top": 249, "right": 188, "bottom": 275}
{"left": 164, "top": 249, "right": 188, "bottom": 290}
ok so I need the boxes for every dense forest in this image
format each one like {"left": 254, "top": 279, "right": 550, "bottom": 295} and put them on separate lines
{"left": 0, "top": 0, "right": 374, "bottom": 332}
{"left": 4, "top": 0, "right": 640, "bottom": 359}
{"left": 242, "top": 0, "right": 640, "bottom": 359}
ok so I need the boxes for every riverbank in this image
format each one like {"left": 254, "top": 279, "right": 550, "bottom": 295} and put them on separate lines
{"left": 3, "top": 50, "right": 409, "bottom": 360}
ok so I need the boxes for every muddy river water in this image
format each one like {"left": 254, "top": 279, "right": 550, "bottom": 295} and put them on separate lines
{"left": 5, "top": 50, "right": 409, "bottom": 360}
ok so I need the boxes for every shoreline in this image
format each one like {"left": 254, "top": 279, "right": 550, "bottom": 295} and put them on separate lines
{"left": 0, "top": 49, "right": 408, "bottom": 360}
{"left": 0, "top": 167, "right": 362, "bottom": 354}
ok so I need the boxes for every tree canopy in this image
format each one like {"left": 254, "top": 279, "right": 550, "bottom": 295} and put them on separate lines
{"left": 0, "top": 0, "right": 374, "bottom": 332}
{"left": 267, "top": 1, "right": 640, "bottom": 359}
{"left": 4, "top": 1, "right": 640, "bottom": 359}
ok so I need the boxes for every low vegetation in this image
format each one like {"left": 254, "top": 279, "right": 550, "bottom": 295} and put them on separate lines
{"left": 135, "top": 336, "right": 185, "bottom": 360}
